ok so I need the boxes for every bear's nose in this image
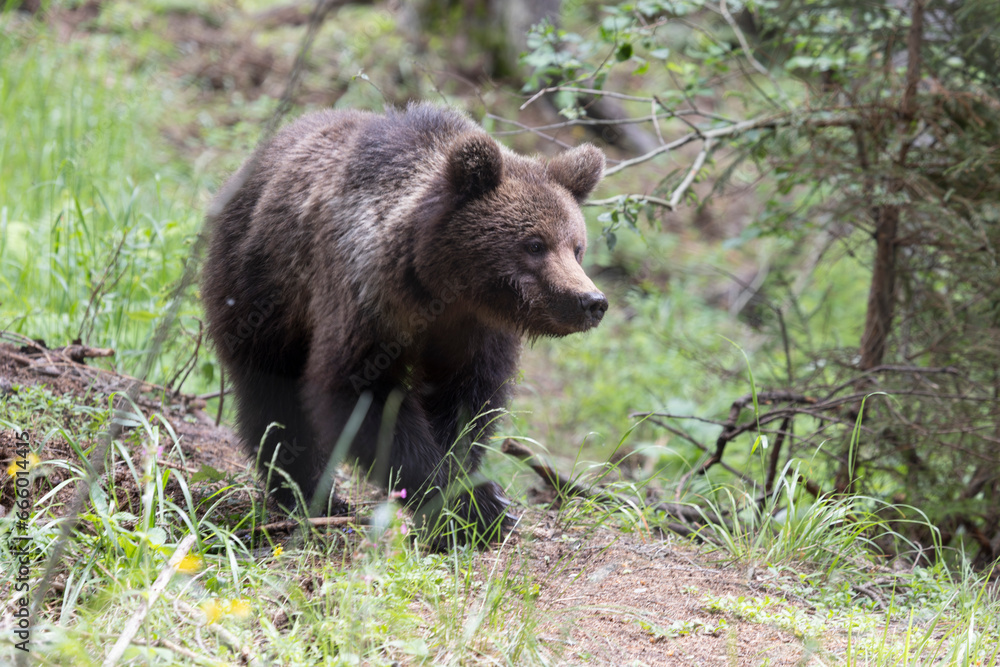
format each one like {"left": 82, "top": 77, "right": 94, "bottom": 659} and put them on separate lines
{"left": 579, "top": 291, "right": 608, "bottom": 321}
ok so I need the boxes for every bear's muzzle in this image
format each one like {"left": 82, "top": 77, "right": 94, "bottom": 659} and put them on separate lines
{"left": 579, "top": 290, "right": 608, "bottom": 328}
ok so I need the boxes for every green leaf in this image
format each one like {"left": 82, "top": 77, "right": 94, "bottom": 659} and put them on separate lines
{"left": 191, "top": 464, "right": 227, "bottom": 483}
{"left": 616, "top": 43, "right": 633, "bottom": 62}
{"left": 90, "top": 482, "right": 109, "bottom": 514}
{"left": 143, "top": 526, "right": 167, "bottom": 548}
{"left": 388, "top": 639, "right": 429, "bottom": 658}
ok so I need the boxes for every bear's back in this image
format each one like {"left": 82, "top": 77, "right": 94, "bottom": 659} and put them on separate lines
{"left": 204, "top": 105, "right": 492, "bottom": 365}
{"left": 342, "top": 104, "right": 479, "bottom": 194}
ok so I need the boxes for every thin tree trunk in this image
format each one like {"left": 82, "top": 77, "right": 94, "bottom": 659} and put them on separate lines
{"left": 857, "top": 0, "right": 924, "bottom": 371}
{"left": 859, "top": 203, "right": 900, "bottom": 370}
{"left": 841, "top": 0, "right": 925, "bottom": 492}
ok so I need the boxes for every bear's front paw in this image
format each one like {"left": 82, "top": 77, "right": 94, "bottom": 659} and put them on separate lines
{"left": 418, "top": 481, "right": 517, "bottom": 550}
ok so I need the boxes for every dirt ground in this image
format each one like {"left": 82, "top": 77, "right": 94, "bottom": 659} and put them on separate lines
{"left": 0, "top": 337, "right": 847, "bottom": 665}
{"left": 473, "top": 511, "right": 821, "bottom": 666}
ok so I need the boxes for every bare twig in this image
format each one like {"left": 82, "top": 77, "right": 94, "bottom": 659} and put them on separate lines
{"left": 128, "top": 637, "right": 215, "bottom": 666}
{"left": 168, "top": 320, "right": 203, "bottom": 397}
{"left": 501, "top": 439, "right": 621, "bottom": 505}
{"left": 668, "top": 138, "right": 713, "bottom": 209}
{"left": 233, "top": 515, "right": 365, "bottom": 541}
{"left": 585, "top": 193, "right": 675, "bottom": 210}
{"left": 196, "top": 387, "right": 231, "bottom": 401}
{"left": 488, "top": 111, "right": 701, "bottom": 135}
{"left": 718, "top": 0, "right": 789, "bottom": 107}
{"left": 521, "top": 86, "right": 664, "bottom": 110}
{"left": 851, "top": 583, "right": 886, "bottom": 611}
{"left": 483, "top": 114, "right": 574, "bottom": 150}
{"left": 645, "top": 417, "right": 756, "bottom": 486}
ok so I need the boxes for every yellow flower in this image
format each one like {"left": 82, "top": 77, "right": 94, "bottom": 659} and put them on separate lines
{"left": 175, "top": 554, "right": 202, "bottom": 575}
{"left": 200, "top": 599, "right": 224, "bottom": 625}
{"left": 200, "top": 598, "right": 251, "bottom": 624}
{"left": 272, "top": 545, "right": 284, "bottom": 558}
{"left": 228, "top": 599, "right": 251, "bottom": 619}
{"left": 7, "top": 452, "right": 41, "bottom": 476}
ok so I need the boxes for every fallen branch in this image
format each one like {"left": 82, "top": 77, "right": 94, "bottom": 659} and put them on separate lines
{"left": 57, "top": 344, "right": 115, "bottom": 363}
{"left": 501, "top": 439, "right": 731, "bottom": 536}
{"left": 662, "top": 522, "right": 702, "bottom": 540}
{"left": 501, "top": 439, "right": 620, "bottom": 505}
{"left": 128, "top": 637, "right": 216, "bottom": 666}
{"left": 10, "top": 335, "right": 115, "bottom": 365}
{"left": 233, "top": 515, "right": 365, "bottom": 541}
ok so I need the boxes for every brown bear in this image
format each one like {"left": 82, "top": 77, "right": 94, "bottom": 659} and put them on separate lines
{"left": 202, "top": 103, "right": 607, "bottom": 545}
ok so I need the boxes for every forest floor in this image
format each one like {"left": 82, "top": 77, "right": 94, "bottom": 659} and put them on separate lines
{"left": 0, "top": 337, "right": 925, "bottom": 666}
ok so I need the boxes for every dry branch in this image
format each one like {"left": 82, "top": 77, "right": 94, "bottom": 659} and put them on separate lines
{"left": 638, "top": 391, "right": 818, "bottom": 476}
{"left": 233, "top": 515, "right": 366, "bottom": 541}
{"left": 57, "top": 344, "right": 115, "bottom": 363}
{"left": 501, "top": 439, "right": 620, "bottom": 505}
{"left": 501, "top": 440, "right": 733, "bottom": 537}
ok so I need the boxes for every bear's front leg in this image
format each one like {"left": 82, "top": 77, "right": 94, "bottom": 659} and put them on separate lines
{"left": 302, "top": 326, "right": 516, "bottom": 547}
{"left": 301, "top": 373, "right": 509, "bottom": 547}
{"left": 374, "top": 391, "right": 515, "bottom": 548}
{"left": 413, "top": 327, "right": 521, "bottom": 546}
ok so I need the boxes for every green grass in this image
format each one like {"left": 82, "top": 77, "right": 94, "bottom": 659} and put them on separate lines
{"left": 689, "top": 472, "right": 1000, "bottom": 665}
{"left": 0, "top": 16, "right": 207, "bottom": 386}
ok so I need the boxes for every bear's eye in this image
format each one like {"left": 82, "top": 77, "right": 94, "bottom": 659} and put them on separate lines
{"left": 574, "top": 244, "right": 584, "bottom": 261}
{"left": 526, "top": 240, "right": 546, "bottom": 255}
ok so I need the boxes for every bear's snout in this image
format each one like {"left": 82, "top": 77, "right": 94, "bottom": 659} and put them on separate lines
{"left": 545, "top": 289, "right": 608, "bottom": 334}
{"left": 579, "top": 291, "right": 608, "bottom": 326}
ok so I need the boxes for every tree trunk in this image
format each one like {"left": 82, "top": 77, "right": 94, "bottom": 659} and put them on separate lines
{"left": 858, "top": 202, "right": 900, "bottom": 370}
{"left": 857, "top": 0, "right": 924, "bottom": 371}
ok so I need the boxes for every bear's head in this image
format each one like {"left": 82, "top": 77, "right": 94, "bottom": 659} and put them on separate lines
{"left": 415, "top": 133, "right": 608, "bottom": 337}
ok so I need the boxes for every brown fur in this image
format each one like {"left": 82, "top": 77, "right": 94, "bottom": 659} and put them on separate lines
{"left": 202, "top": 103, "right": 607, "bottom": 545}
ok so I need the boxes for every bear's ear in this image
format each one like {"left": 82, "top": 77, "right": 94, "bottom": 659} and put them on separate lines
{"left": 547, "top": 144, "right": 605, "bottom": 203}
{"left": 446, "top": 134, "right": 504, "bottom": 205}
